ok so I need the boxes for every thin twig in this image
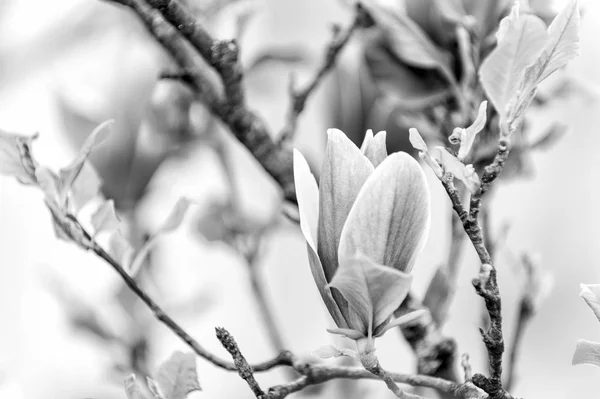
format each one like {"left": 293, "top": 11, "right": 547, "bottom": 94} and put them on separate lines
{"left": 277, "top": 3, "right": 369, "bottom": 145}
{"left": 360, "top": 349, "right": 429, "bottom": 399}
{"left": 461, "top": 354, "right": 473, "bottom": 382}
{"left": 216, "top": 327, "right": 266, "bottom": 397}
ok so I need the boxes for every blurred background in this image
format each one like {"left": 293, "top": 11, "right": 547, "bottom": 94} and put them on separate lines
{"left": 1, "top": 0, "right": 600, "bottom": 398}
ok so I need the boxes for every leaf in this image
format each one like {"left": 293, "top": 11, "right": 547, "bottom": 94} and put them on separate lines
{"left": 154, "top": 351, "right": 201, "bottom": 399}
{"left": 70, "top": 162, "right": 102, "bottom": 211}
{"left": 35, "top": 167, "right": 62, "bottom": 206}
{"left": 329, "top": 253, "right": 413, "bottom": 338}
{"left": 147, "top": 378, "right": 166, "bottom": 399}
{"left": 479, "top": 4, "right": 547, "bottom": 118}
{"left": 360, "top": 130, "right": 387, "bottom": 168}
{"left": 456, "top": 101, "right": 488, "bottom": 160}
{"left": 435, "top": 147, "right": 480, "bottom": 194}
{"left": 0, "top": 130, "right": 38, "bottom": 184}
{"left": 363, "top": 2, "right": 453, "bottom": 77}
{"left": 91, "top": 199, "right": 120, "bottom": 236}
{"left": 337, "top": 152, "right": 430, "bottom": 274}
{"left": 364, "top": 34, "right": 452, "bottom": 110}
{"left": 124, "top": 374, "right": 150, "bottom": 399}
{"left": 58, "top": 120, "right": 113, "bottom": 207}
{"left": 108, "top": 231, "right": 134, "bottom": 269}
{"left": 507, "top": 0, "right": 581, "bottom": 129}
{"left": 572, "top": 340, "right": 600, "bottom": 368}
{"left": 422, "top": 265, "right": 452, "bottom": 325}
{"left": 129, "top": 197, "right": 194, "bottom": 276}
{"left": 532, "top": 0, "right": 581, "bottom": 84}
{"left": 157, "top": 197, "right": 192, "bottom": 234}
{"left": 580, "top": 284, "right": 600, "bottom": 322}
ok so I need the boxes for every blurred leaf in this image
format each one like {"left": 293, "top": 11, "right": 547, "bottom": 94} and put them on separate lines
{"left": 479, "top": 4, "right": 547, "bottom": 119}
{"left": 35, "top": 167, "right": 61, "bottom": 206}
{"left": 70, "top": 162, "right": 102, "bottom": 211}
{"left": 91, "top": 199, "right": 120, "bottom": 236}
{"left": 125, "top": 374, "right": 150, "bottom": 399}
{"left": 422, "top": 265, "right": 451, "bottom": 325}
{"left": 364, "top": 3, "right": 453, "bottom": 75}
{"left": 154, "top": 351, "right": 201, "bottom": 399}
{"left": 59, "top": 120, "right": 113, "bottom": 207}
{"left": 147, "top": 378, "right": 166, "bottom": 399}
{"left": 365, "top": 35, "right": 451, "bottom": 110}
{"left": 572, "top": 340, "right": 600, "bottom": 368}
{"left": 158, "top": 197, "right": 192, "bottom": 234}
{"left": 108, "top": 230, "right": 135, "bottom": 268}
{"left": 130, "top": 198, "right": 194, "bottom": 275}
{"left": 0, "top": 130, "right": 38, "bottom": 184}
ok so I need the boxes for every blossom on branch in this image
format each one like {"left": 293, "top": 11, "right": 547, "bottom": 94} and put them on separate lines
{"left": 293, "top": 129, "right": 430, "bottom": 351}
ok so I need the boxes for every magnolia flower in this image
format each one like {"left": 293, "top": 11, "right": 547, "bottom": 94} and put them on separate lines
{"left": 293, "top": 129, "right": 430, "bottom": 348}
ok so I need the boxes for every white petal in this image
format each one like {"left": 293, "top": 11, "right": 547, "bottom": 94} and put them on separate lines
{"left": 293, "top": 149, "right": 320, "bottom": 251}
{"left": 338, "top": 152, "right": 430, "bottom": 273}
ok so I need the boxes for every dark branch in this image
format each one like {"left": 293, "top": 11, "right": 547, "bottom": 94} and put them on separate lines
{"left": 216, "top": 327, "right": 266, "bottom": 397}
{"left": 108, "top": 0, "right": 297, "bottom": 202}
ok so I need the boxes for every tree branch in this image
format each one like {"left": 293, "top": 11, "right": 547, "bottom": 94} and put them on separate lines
{"left": 62, "top": 216, "right": 483, "bottom": 399}
{"left": 440, "top": 174, "right": 513, "bottom": 399}
{"left": 216, "top": 327, "right": 266, "bottom": 398}
{"left": 277, "top": 3, "right": 370, "bottom": 145}
{"left": 107, "top": 0, "right": 297, "bottom": 202}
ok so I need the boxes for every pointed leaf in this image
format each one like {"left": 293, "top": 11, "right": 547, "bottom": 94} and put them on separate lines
{"left": 508, "top": 0, "right": 581, "bottom": 128}
{"left": 318, "top": 129, "right": 374, "bottom": 283}
{"left": 70, "top": 162, "right": 102, "bottom": 211}
{"left": 329, "top": 253, "right": 413, "bottom": 337}
{"left": 0, "top": 130, "right": 38, "bottom": 183}
{"left": 337, "top": 152, "right": 430, "bottom": 273}
{"left": 108, "top": 231, "right": 134, "bottom": 269}
{"left": 580, "top": 284, "right": 600, "bottom": 322}
{"left": 573, "top": 340, "right": 600, "bottom": 368}
{"left": 457, "top": 101, "right": 487, "bottom": 160}
{"left": 157, "top": 197, "right": 192, "bottom": 234}
{"left": 91, "top": 199, "right": 120, "bottom": 236}
{"left": 58, "top": 120, "right": 113, "bottom": 207}
{"left": 35, "top": 167, "right": 61, "bottom": 206}
{"left": 535, "top": 0, "right": 581, "bottom": 83}
{"left": 154, "top": 351, "right": 201, "bottom": 399}
{"left": 360, "top": 130, "right": 387, "bottom": 168}
{"left": 293, "top": 149, "right": 319, "bottom": 251}
{"left": 479, "top": 5, "right": 547, "bottom": 118}
{"left": 124, "top": 374, "right": 150, "bottom": 399}
{"left": 436, "top": 147, "right": 480, "bottom": 194}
